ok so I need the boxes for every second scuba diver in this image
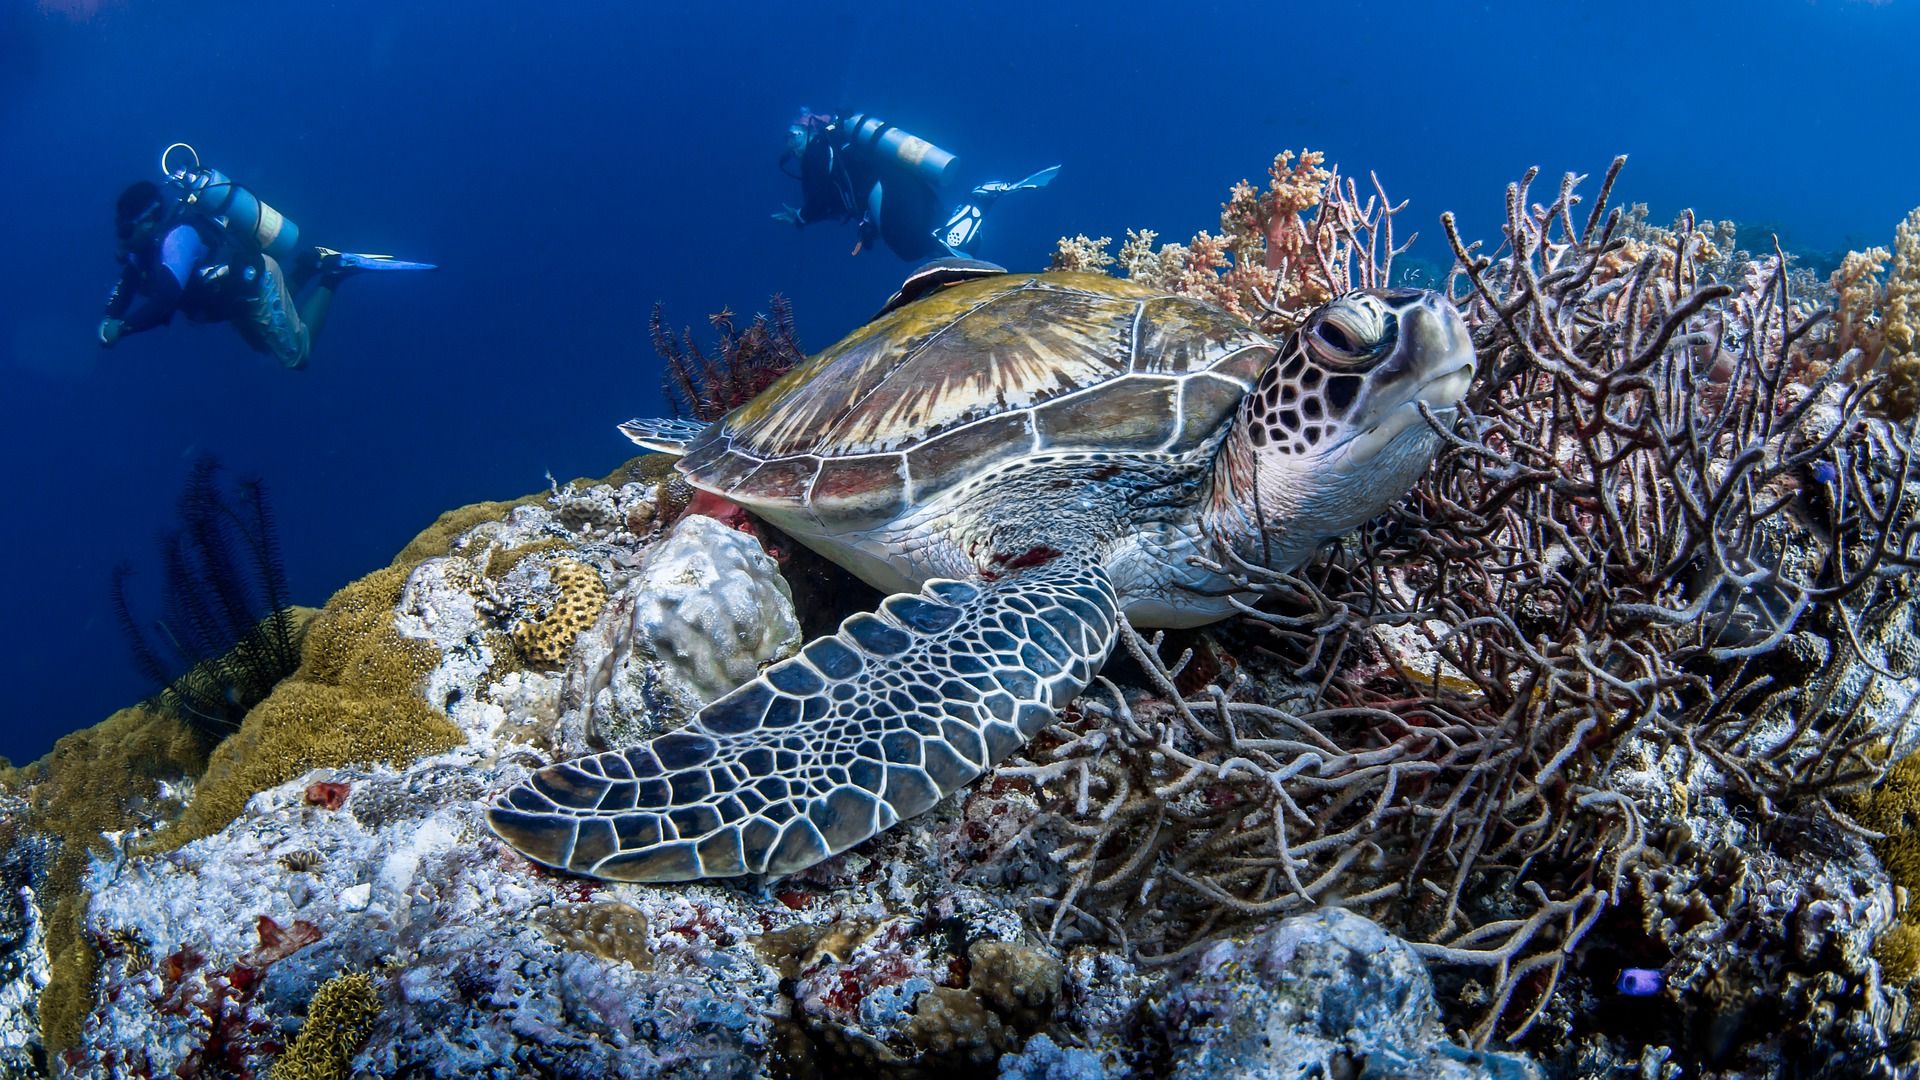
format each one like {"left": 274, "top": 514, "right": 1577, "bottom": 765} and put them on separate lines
{"left": 98, "top": 144, "right": 437, "bottom": 370}
{"left": 776, "top": 110, "right": 1059, "bottom": 261}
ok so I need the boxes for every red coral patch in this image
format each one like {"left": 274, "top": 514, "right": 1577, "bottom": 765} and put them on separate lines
{"left": 304, "top": 780, "right": 350, "bottom": 810}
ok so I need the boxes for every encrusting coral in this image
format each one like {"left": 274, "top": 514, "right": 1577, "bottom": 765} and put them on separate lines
{"left": 535, "top": 902, "right": 655, "bottom": 969}
{"left": 509, "top": 558, "right": 608, "bottom": 665}
{"left": 270, "top": 971, "right": 380, "bottom": 1080}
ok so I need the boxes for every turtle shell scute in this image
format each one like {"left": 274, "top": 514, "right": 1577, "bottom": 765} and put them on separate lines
{"left": 678, "top": 273, "right": 1275, "bottom": 519}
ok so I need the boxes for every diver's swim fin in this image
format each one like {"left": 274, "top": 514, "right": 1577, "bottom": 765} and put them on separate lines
{"left": 314, "top": 248, "right": 439, "bottom": 280}
{"left": 972, "top": 165, "right": 1061, "bottom": 198}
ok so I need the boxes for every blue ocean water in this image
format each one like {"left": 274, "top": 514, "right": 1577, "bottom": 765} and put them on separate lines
{"left": 2, "top": 0, "right": 1915, "bottom": 764}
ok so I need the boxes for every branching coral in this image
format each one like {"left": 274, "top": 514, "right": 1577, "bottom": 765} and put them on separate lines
{"left": 1013, "top": 157, "right": 1920, "bottom": 1067}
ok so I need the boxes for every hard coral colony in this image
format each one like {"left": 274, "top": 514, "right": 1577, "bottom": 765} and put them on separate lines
{"left": 0, "top": 151, "right": 1916, "bottom": 1078}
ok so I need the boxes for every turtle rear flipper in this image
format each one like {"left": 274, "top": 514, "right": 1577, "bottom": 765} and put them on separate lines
{"left": 487, "top": 553, "right": 1119, "bottom": 882}
{"left": 618, "top": 417, "right": 710, "bottom": 455}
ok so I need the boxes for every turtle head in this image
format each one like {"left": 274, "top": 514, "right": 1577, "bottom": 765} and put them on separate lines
{"left": 1224, "top": 287, "right": 1475, "bottom": 566}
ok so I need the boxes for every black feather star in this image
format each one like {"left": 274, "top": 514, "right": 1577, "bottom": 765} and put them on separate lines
{"left": 110, "top": 458, "right": 302, "bottom": 740}
{"left": 650, "top": 295, "right": 803, "bottom": 422}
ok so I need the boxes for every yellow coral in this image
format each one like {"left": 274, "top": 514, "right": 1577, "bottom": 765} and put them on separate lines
{"left": 386, "top": 495, "right": 542, "bottom": 572}
{"left": 156, "top": 566, "right": 463, "bottom": 850}
{"left": 272, "top": 971, "right": 380, "bottom": 1080}
{"left": 1851, "top": 747, "right": 1920, "bottom": 986}
{"left": 511, "top": 558, "right": 608, "bottom": 665}
{"left": 1817, "top": 208, "right": 1920, "bottom": 420}
{"left": 1875, "top": 922, "right": 1920, "bottom": 985}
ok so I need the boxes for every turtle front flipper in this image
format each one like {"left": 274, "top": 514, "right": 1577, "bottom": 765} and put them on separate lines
{"left": 617, "top": 417, "right": 709, "bottom": 454}
{"left": 487, "top": 554, "right": 1119, "bottom": 882}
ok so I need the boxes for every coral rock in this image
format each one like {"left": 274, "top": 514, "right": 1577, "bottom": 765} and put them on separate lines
{"left": 1141, "top": 909, "right": 1540, "bottom": 1080}
{"left": 579, "top": 512, "right": 801, "bottom": 747}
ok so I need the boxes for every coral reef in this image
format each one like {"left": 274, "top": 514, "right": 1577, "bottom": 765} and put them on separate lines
{"left": 1820, "top": 206, "right": 1920, "bottom": 419}
{"left": 1032, "top": 155, "right": 1920, "bottom": 1073}
{"left": 7, "top": 155, "right": 1920, "bottom": 1077}
{"left": 0, "top": 706, "right": 205, "bottom": 1055}
{"left": 1052, "top": 149, "right": 1407, "bottom": 335}
{"left": 157, "top": 564, "right": 466, "bottom": 850}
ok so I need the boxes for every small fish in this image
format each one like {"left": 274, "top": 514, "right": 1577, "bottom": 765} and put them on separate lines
{"left": 1812, "top": 460, "right": 1838, "bottom": 485}
{"left": 1617, "top": 967, "right": 1663, "bottom": 996}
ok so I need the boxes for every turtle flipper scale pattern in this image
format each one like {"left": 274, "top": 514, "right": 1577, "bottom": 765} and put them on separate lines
{"left": 618, "top": 416, "right": 709, "bottom": 454}
{"left": 487, "top": 555, "right": 1120, "bottom": 882}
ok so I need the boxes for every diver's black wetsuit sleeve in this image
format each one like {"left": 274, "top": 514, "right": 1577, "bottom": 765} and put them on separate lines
{"left": 118, "top": 271, "right": 182, "bottom": 333}
{"left": 102, "top": 262, "right": 140, "bottom": 319}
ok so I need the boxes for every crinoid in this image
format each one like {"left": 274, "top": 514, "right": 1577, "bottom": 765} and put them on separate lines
{"left": 650, "top": 295, "right": 803, "bottom": 422}
{"left": 110, "top": 457, "right": 302, "bottom": 740}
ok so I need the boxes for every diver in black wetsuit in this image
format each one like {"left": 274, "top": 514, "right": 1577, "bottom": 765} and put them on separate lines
{"left": 775, "top": 110, "right": 1059, "bottom": 261}
{"left": 98, "top": 144, "right": 436, "bottom": 370}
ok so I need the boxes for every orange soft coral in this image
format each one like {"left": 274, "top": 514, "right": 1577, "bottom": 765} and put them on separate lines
{"left": 1055, "top": 149, "right": 1402, "bottom": 336}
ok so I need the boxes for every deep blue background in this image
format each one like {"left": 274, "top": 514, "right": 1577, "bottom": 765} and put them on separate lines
{"left": 4, "top": 0, "right": 1916, "bottom": 763}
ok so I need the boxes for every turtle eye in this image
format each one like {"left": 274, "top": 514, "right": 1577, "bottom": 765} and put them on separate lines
{"left": 1306, "top": 295, "right": 1392, "bottom": 367}
{"left": 1315, "top": 321, "right": 1358, "bottom": 355}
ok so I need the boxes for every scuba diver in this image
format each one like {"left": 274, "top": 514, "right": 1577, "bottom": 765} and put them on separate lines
{"left": 775, "top": 110, "right": 1060, "bottom": 261}
{"left": 98, "top": 144, "right": 436, "bottom": 370}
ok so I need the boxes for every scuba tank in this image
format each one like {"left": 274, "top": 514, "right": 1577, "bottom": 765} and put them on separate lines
{"left": 840, "top": 114, "right": 959, "bottom": 190}
{"left": 160, "top": 143, "right": 303, "bottom": 264}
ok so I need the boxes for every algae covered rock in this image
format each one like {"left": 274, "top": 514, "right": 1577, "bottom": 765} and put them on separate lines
{"left": 582, "top": 512, "right": 802, "bottom": 747}
{"left": 1141, "top": 909, "right": 1540, "bottom": 1080}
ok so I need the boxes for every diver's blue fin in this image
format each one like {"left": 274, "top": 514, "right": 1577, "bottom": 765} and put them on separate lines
{"left": 972, "top": 165, "right": 1061, "bottom": 199}
{"left": 315, "top": 247, "right": 440, "bottom": 277}
{"left": 618, "top": 417, "right": 709, "bottom": 455}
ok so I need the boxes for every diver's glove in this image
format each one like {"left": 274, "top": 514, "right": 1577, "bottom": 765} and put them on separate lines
{"left": 97, "top": 318, "right": 124, "bottom": 348}
{"left": 772, "top": 206, "right": 804, "bottom": 228}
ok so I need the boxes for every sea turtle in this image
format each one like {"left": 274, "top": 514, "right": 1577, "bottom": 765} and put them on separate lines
{"left": 488, "top": 265, "right": 1476, "bottom": 882}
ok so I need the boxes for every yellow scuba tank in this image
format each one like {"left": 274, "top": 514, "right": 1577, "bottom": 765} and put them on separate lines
{"left": 841, "top": 114, "right": 959, "bottom": 190}
{"left": 160, "top": 143, "right": 303, "bottom": 264}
